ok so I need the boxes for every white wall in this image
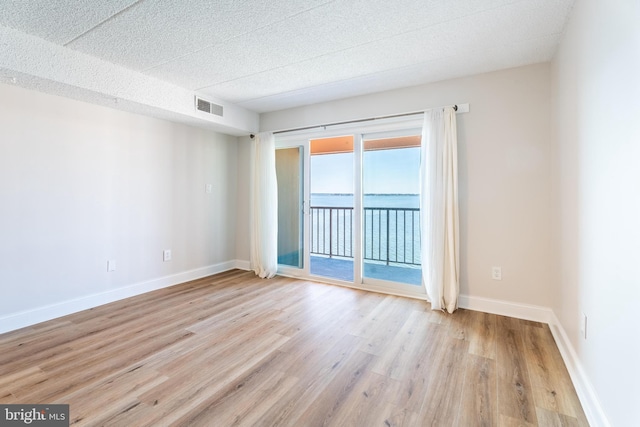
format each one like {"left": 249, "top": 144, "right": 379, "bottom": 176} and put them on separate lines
{"left": 258, "top": 64, "right": 554, "bottom": 310}
{"left": 0, "top": 83, "right": 239, "bottom": 332}
{"left": 551, "top": 0, "right": 640, "bottom": 425}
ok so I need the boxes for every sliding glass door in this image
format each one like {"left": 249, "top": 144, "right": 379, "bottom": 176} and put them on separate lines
{"left": 362, "top": 131, "right": 422, "bottom": 291}
{"left": 275, "top": 124, "right": 425, "bottom": 297}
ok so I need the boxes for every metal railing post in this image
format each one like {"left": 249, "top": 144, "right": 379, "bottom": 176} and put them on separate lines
{"left": 385, "top": 209, "right": 390, "bottom": 265}
{"left": 329, "top": 208, "right": 333, "bottom": 258}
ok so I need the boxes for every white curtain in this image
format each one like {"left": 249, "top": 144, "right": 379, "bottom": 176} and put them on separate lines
{"left": 420, "top": 107, "right": 459, "bottom": 313}
{"left": 250, "top": 132, "right": 278, "bottom": 279}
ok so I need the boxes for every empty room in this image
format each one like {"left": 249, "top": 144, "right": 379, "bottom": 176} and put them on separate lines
{"left": 0, "top": 0, "right": 638, "bottom": 426}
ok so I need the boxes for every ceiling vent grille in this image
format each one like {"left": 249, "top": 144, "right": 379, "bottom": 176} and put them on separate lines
{"left": 195, "top": 96, "right": 223, "bottom": 117}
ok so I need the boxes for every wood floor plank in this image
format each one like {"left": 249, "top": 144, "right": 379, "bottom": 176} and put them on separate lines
{"left": 447, "top": 307, "right": 473, "bottom": 340}
{"left": 457, "top": 354, "right": 498, "bottom": 427}
{"left": 375, "top": 404, "right": 421, "bottom": 427}
{"left": 348, "top": 294, "right": 396, "bottom": 338}
{"left": 291, "top": 349, "right": 375, "bottom": 426}
{"left": 136, "top": 332, "right": 290, "bottom": 426}
{"left": 16, "top": 328, "right": 194, "bottom": 403}
{"left": 0, "top": 366, "right": 46, "bottom": 396}
{"left": 0, "top": 389, "right": 17, "bottom": 404}
{"left": 468, "top": 310, "right": 498, "bottom": 360}
{"left": 318, "top": 370, "right": 401, "bottom": 427}
{"left": 391, "top": 322, "right": 448, "bottom": 413}
{"left": 536, "top": 407, "right": 580, "bottom": 427}
{"left": 169, "top": 353, "right": 295, "bottom": 427}
{"left": 0, "top": 270, "right": 589, "bottom": 426}
{"left": 359, "top": 296, "right": 415, "bottom": 356}
{"left": 524, "top": 325, "right": 590, "bottom": 426}
{"left": 249, "top": 333, "right": 366, "bottom": 426}
{"left": 496, "top": 318, "right": 538, "bottom": 425}
{"left": 499, "top": 414, "right": 537, "bottom": 427}
{"left": 370, "top": 309, "right": 438, "bottom": 380}
{"left": 87, "top": 401, "right": 156, "bottom": 427}
{"left": 61, "top": 366, "right": 168, "bottom": 426}
{"left": 273, "top": 284, "right": 365, "bottom": 343}
{"left": 223, "top": 374, "right": 300, "bottom": 427}
{"left": 416, "top": 337, "right": 469, "bottom": 426}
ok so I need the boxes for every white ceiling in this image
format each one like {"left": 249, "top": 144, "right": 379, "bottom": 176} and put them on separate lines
{"left": 0, "top": 0, "right": 575, "bottom": 116}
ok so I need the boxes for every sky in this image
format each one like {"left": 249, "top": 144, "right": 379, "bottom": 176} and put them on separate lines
{"left": 310, "top": 147, "right": 420, "bottom": 194}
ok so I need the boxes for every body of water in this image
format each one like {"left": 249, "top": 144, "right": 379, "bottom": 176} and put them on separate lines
{"left": 311, "top": 193, "right": 419, "bottom": 208}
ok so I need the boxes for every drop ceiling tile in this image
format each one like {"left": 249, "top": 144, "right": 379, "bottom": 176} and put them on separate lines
{"left": 0, "top": 0, "right": 576, "bottom": 117}
{"left": 146, "top": 0, "right": 520, "bottom": 89}
{"left": 200, "top": 0, "right": 563, "bottom": 103}
{"left": 66, "top": 0, "right": 333, "bottom": 71}
{"left": 155, "top": 0, "right": 571, "bottom": 95}
{"left": 0, "top": 0, "right": 139, "bottom": 44}
{"left": 210, "top": 35, "right": 558, "bottom": 112}
{"left": 338, "top": 0, "right": 515, "bottom": 35}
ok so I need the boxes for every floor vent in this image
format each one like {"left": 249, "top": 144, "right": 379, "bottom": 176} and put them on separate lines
{"left": 195, "top": 96, "right": 223, "bottom": 117}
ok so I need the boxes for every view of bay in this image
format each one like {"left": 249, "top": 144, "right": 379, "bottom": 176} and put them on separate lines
{"left": 311, "top": 193, "right": 420, "bottom": 208}
{"left": 309, "top": 193, "right": 421, "bottom": 268}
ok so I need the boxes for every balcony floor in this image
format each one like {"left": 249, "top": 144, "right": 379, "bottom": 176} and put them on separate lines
{"left": 310, "top": 255, "right": 422, "bottom": 285}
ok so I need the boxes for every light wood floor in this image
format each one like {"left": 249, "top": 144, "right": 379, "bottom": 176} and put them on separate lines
{"left": 0, "top": 270, "right": 588, "bottom": 426}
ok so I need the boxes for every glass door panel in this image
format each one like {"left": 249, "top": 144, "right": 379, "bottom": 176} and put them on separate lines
{"left": 309, "top": 136, "right": 354, "bottom": 282}
{"left": 362, "top": 134, "right": 422, "bottom": 286}
{"left": 276, "top": 147, "right": 304, "bottom": 268}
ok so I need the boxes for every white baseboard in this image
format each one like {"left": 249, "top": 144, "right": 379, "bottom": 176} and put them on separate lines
{"left": 458, "top": 294, "right": 553, "bottom": 323}
{"left": 0, "top": 260, "right": 237, "bottom": 334}
{"left": 548, "top": 313, "right": 610, "bottom": 427}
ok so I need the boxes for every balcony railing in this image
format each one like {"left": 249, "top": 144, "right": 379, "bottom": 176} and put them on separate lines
{"left": 310, "top": 206, "right": 421, "bottom": 266}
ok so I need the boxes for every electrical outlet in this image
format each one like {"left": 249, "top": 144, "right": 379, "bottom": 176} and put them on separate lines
{"left": 205, "top": 184, "right": 213, "bottom": 194}
{"left": 107, "top": 260, "right": 116, "bottom": 272}
{"left": 163, "top": 249, "right": 172, "bottom": 262}
{"left": 581, "top": 313, "right": 588, "bottom": 340}
{"left": 491, "top": 266, "right": 502, "bottom": 280}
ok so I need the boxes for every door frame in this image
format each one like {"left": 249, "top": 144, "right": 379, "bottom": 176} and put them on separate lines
{"left": 275, "top": 139, "right": 311, "bottom": 279}
{"left": 274, "top": 117, "right": 427, "bottom": 299}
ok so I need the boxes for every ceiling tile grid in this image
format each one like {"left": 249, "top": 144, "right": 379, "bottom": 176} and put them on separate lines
{"left": 0, "top": 0, "right": 576, "bottom": 115}
{"left": 0, "top": 0, "right": 140, "bottom": 44}
{"left": 67, "top": 0, "right": 334, "bottom": 71}
{"left": 144, "top": 0, "right": 521, "bottom": 90}
{"left": 193, "top": 0, "right": 570, "bottom": 107}
{"left": 215, "top": 35, "right": 559, "bottom": 112}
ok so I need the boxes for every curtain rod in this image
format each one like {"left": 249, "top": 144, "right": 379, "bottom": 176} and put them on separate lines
{"left": 249, "top": 104, "right": 460, "bottom": 139}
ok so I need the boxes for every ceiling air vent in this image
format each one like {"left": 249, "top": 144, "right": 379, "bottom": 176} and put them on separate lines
{"left": 195, "top": 96, "right": 223, "bottom": 117}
